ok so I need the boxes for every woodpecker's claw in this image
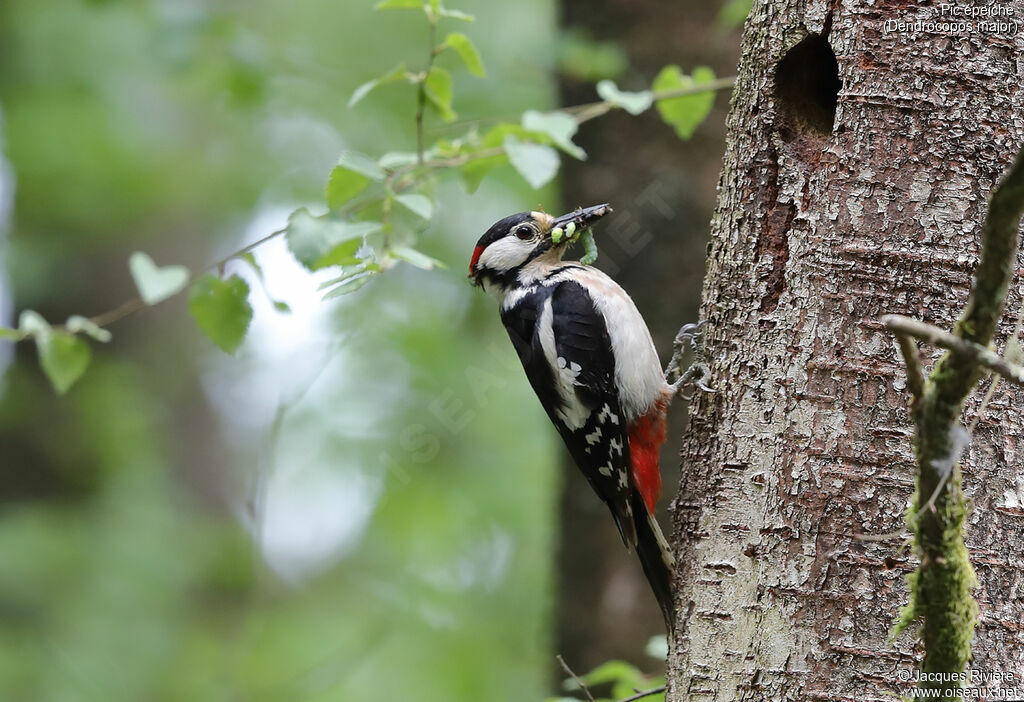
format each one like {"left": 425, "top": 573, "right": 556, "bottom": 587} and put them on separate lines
{"left": 674, "top": 321, "right": 706, "bottom": 350}
{"left": 665, "top": 321, "right": 715, "bottom": 397}
{"left": 671, "top": 362, "right": 716, "bottom": 399}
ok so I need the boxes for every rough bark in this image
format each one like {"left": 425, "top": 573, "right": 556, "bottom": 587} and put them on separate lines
{"left": 668, "top": 1, "right": 1024, "bottom": 700}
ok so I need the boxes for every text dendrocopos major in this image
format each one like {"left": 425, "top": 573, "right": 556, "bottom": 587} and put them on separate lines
{"left": 468, "top": 204, "right": 707, "bottom": 627}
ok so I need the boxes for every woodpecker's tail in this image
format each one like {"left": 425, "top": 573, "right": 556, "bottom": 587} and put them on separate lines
{"left": 631, "top": 491, "right": 675, "bottom": 629}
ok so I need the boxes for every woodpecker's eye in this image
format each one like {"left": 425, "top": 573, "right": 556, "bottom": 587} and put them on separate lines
{"left": 513, "top": 224, "right": 535, "bottom": 240}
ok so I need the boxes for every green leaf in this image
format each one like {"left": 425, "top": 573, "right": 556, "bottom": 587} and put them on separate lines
{"left": 326, "top": 167, "right": 371, "bottom": 210}
{"left": 334, "top": 151, "right": 387, "bottom": 181}
{"left": 391, "top": 247, "right": 445, "bottom": 270}
{"left": 394, "top": 194, "right": 434, "bottom": 219}
{"left": 321, "top": 270, "right": 377, "bottom": 299}
{"left": 577, "top": 660, "right": 648, "bottom": 699}
{"left": 188, "top": 275, "right": 253, "bottom": 354}
{"left": 128, "top": 252, "right": 190, "bottom": 305}
{"left": 441, "top": 32, "right": 485, "bottom": 77}
{"left": 22, "top": 309, "right": 92, "bottom": 393}
{"left": 597, "top": 80, "right": 653, "bottom": 115}
{"left": 348, "top": 62, "right": 410, "bottom": 107}
{"left": 317, "top": 262, "right": 379, "bottom": 291}
{"left": 37, "top": 331, "right": 91, "bottom": 395}
{"left": 273, "top": 301, "right": 292, "bottom": 313}
{"left": 459, "top": 153, "right": 507, "bottom": 193}
{"left": 504, "top": 137, "right": 559, "bottom": 189}
{"left": 286, "top": 208, "right": 383, "bottom": 270}
{"left": 653, "top": 65, "right": 717, "bottom": 140}
{"left": 480, "top": 122, "right": 540, "bottom": 147}
{"left": 521, "top": 110, "right": 585, "bottom": 160}
{"left": 314, "top": 237, "right": 367, "bottom": 269}
{"left": 424, "top": 67, "right": 456, "bottom": 121}
{"left": 65, "top": 315, "right": 112, "bottom": 343}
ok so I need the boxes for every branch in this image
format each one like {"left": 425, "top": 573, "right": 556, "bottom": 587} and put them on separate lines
{"left": 1, "top": 76, "right": 737, "bottom": 345}
{"left": 562, "top": 76, "right": 737, "bottom": 124}
{"left": 616, "top": 686, "right": 666, "bottom": 702}
{"left": 882, "top": 315, "right": 1024, "bottom": 386}
{"left": 556, "top": 655, "right": 595, "bottom": 702}
{"left": 891, "top": 330, "right": 925, "bottom": 401}
{"left": 884, "top": 145, "right": 1024, "bottom": 690}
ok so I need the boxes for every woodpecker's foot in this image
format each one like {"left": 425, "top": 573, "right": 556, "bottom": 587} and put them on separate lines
{"left": 665, "top": 321, "right": 715, "bottom": 398}
{"left": 664, "top": 321, "right": 706, "bottom": 384}
{"left": 670, "top": 362, "right": 715, "bottom": 400}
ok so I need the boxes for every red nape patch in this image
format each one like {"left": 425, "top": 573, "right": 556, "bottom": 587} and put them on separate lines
{"left": 628, "top": 403, "right": 669, "bottom": 514}
{"left": 469, "top": 245, "right": 485, "bottom": 276}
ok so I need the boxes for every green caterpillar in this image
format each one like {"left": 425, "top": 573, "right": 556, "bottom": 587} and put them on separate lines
{"left": 579, "top": 229, "right": 598, "bottom": 265}
{"left": 549, "top": 221, "right": 598, "bottom": 264}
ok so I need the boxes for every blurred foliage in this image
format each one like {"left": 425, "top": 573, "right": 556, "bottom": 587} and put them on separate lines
{"left": 0, "top": 0, "right": 561, "bottom": 699}
{"left": 716, "top": 0, "right": 753, "bottom": 31}
{"left": 0, "top": 0, "right": 726, "bottom": 699}
{"left": 556, "top": 29, "right": 629, "bottom": 83}
{"left": 1, "top": 2, "right": 723, "bottom": 380}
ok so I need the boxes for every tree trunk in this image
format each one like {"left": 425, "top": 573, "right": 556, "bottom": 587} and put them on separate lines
{"left": 668, "top": 1, "right": 1024, "bottom": 700}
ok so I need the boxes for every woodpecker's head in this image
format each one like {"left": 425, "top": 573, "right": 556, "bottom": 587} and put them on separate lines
{"left": 468, "top": 204, "right": 611, "bottom": 292}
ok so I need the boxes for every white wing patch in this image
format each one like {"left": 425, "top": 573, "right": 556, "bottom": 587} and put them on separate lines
{"left": 597, "top": 403, "right": 619, "bottom": 425}
{"left": 585, "top": 427, "right": 603, "bottom": 445}
{"left": 538, "top": 298, "right": 591, "bottom": 430}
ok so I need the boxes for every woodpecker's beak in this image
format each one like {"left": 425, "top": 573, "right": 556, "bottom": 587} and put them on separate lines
{"left": 550, "top": 203, "right": 612, "bottom": 233}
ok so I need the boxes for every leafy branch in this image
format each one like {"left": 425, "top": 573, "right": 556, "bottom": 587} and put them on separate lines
{"left": 1, "top": 0, "right": 734, "bottom": 395}
{"left": 885, "top": 144, "right": 1024, "bottom": 699}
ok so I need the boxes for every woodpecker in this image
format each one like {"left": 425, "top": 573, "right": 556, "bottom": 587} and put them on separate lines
{"left": 469, "top": 204, "right": 706, "bottom": 627}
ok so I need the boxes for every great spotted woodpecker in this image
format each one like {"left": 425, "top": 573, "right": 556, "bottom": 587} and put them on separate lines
{"left": 469, "top": 204, "right": 705, "bottom": 627}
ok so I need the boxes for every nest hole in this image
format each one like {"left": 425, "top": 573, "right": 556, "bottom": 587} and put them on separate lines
{"left": 774, "top": 35, "right": 840, "bottom": 136}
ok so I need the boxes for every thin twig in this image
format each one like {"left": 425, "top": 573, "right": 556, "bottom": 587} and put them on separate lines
{"left": 967, "top": 299, "right": 1024, "bottom": 433}
{"left": 568, "top": 77, "right": 736, "bottom": 121}
{"left": 892, "top": 332, "right": 925, "bottom": 401}
{"left": 616, "top": 686, "right": 667, "bottom": 702}
{"left": 415, "top": 21, "right": 438, "bottom": 166}
{"left": 882, "top": 315, "right": 1024, "bottom": 386}
{"left": 430, "top": 76, "right": 736, "bottom": 134}
{"left": 556, "top": 655, "right": 595, "bottom": 702}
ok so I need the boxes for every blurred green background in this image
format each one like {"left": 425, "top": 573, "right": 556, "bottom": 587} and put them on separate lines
{"left": 0, "top": 0, "right": 740, "bottom": 700}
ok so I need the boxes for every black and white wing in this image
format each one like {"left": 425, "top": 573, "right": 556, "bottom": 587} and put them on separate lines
{"left": 501, "top": 280, "right": 637, "bottom": 546}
